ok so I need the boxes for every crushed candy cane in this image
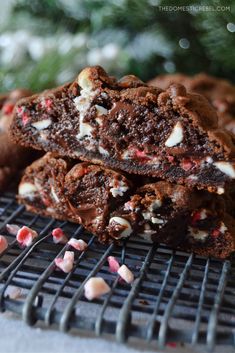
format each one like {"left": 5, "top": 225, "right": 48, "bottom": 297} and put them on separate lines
{"left": 6, "top": 224, "right": 20, "bottom": 236}
{"left": 5, "top": 285, "right": 22, "bottom": 299}
{"left": 51, "top": 228, "right": 68, "bottom": 244}
{"left": 16, "top": 226, "right": 38, "bottom": 247}
{"left": 68, "top": 238, "right": 88, "bottom": 251}
{"left": 0, "top": 235, "right": 8, "bottom": 254}
{"left": 107, "top": 256, "right": 120, "bottom": 273}
{"left": 84, "top": 277, "right": 111, "bottom": 300}
{"left": 55, "top": 251, "right": 74, "bottom": 273}
{"left": 117, "top": 264, "right": 134, "bottom": 284}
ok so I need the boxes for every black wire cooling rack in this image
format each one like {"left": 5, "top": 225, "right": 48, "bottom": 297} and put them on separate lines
{"left": 0, "top": 192, "right": 234, "bottom": 352}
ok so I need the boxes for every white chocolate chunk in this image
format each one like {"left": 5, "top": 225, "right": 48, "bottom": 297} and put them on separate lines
{"left": 217, "top": 187, "right": 225, "bottom": 195}
{"left": 31, "top": 118, "right": 52, "bottom": 130}
{"left": 110, "top": 180, "right": 128, "bottom": 197}
{"left": 214, "top": 162, "right": 235, "bottom": 178}
{"left": 142, "top": 212, "right": 151, "bottom": 220}
{"left": 165, "top": 122, "right": 184, "bottom": 147}
{"left": 78, "top": 68, "right": 94, "bottom": 90}
{"left": 95, "top": 105, "right": 108, "bottom": 115}
{"left": 109, "top": 217, "right": 132, "bottom": 238}
{"left": 151, "top": 217, "right": 164, "bottom": 224}
{"left": 188, "top": 227, "right": 208, "bottom": 241}
{"left": 74, "top": 84, "right": 98, "bottom": 139}
{"left": 19, "top": 182, "right": 37, "bottom": 196}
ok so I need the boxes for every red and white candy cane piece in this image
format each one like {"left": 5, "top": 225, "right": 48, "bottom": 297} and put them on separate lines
{"left": 107, "top": 256, "right": 120, "bottom": 273}
{"left": 0, "top": 235, "right": 8, "bottom": 254}
{"left": 16, "top": 226, "right": 38, "bottom": 247}
{"left": 117, "top": 264, "right": 134, "bottom": 284}
{"left": 84, "top": 277, "right": 111, "bottom": 300}
{"left": 6, "top": 224, "right": 20, "bottom": 236}
{"left": 51, "top": 228, "right": 68, "bottom": 244}
{"left": 68, "top": 238, "right": 88, "bottom": 251}
{"left": 55, "top": 251, "right": 74, "bottom": 273}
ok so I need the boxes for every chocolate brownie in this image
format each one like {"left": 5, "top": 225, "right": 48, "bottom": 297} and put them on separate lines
{"left": 107, "top": 182, "right": 235, "bottom": 258}
{"left": 10, "top": 66, "right": 235, "bottom": 193}
{"left": 149, "top": 73, "right": 235, "bottom": 134}
{"left": 18, "top": 153, "right": 133, "bottom": 242}
{"left": 19, "top": 154, "right": 235, "bottom": 258}
{"left": 0, "top": 89, "right": 39, "bottom": 190}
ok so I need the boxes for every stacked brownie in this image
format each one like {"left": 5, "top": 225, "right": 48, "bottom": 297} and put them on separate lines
{"left": 10, "top": 66, "right": 235, "bottom": 258}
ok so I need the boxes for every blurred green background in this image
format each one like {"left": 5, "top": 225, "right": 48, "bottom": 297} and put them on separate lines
{"left": 0, "top": 0, "right": 235, "bottom": 93}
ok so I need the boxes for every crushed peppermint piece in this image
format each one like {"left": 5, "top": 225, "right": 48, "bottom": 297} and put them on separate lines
{"left": 107, "top": 256, "right": 120, "bottom": 273}
{"left": 6, "top": 224, "right": 20, "bottom": 236}
{"left": 0, "top": 235, "right": 8, "bottom": 254}
{"left": 5, "top": 285, "right": 22, "bottom": 299}
{"left": 55, "top": 251, "right": 74, "bottom": 273}
{"left": 16, "top": 226, "right": 38, "bottom": 247}
{"left": 117, "top": 264, "right": 134, "bottom": 283}
{"left": 68, "top": 238, "right": 88, "bottom": 251}
{"left": 51, "top": 228, "right": 68, "bottom": 244}
{"left": 84, "top": 277, "right": 111, "bottom": 300}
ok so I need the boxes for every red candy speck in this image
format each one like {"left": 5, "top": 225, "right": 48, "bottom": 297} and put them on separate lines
{"left": 2, "top": 103, "right": 14, "bottom": 115}
{"left": 45, "top": 99, "right": 52, "bottom": 110}
{"left": 181, "top": 159, "right": 194, "bottom": 171}
{"left": 16, "top": 106, "right": 23, "bottom": 114}
{"left": 211, "top": 228, "right": 220, "bottom": 238}
{"left": 22, "top": 112, "right": 29, "bottom": 126}
{"left": 167, "top": 155, "right": 174, "bottom": 163}
{"left": 191, "top": 211, "right": 201, "bottom": 226}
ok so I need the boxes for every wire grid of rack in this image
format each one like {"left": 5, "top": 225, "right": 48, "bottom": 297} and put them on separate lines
{"left": 0, "top": 192, "right": 234, "bottom": 352}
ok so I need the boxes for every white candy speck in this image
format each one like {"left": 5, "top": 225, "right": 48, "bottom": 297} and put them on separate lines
{"left": 165, "top": 122, "right": 184, "bottom": 147}
{"left": 84, "top": 277, "right": 110, "bottom": 300}
{"left": 219, "top": 222, "right": 228, "bottom": 234}
{"left": 117, "top": 264, "right": 134, "bottom": 284}
{"left": 98, "top": 145, "right": 109, "bottom": 156}
{"left": 31, "top": 118, "right": 52, "bottom": 130}
{"left": 109, "top": 217, "right": 132, "bottom": 238}
{"left": 214, "top": 162, "right": 235, "bottom": 178}
{"left": 188, "top": 227, "right": 208, "bottom": 241}
{"left": 110, "top": 180, "right": 129, "bottom": 197}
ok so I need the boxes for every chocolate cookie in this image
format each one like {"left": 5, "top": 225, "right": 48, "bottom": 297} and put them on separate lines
{"left": 18, "top": 153, "right": 133, "bottom": 242}
{"left": 108, "top": 181, "right": 234, "bottom": 258}
{"left": 18, "top": 154, "right": 235, "bottom": 258}
{"left": 10, "top": 66, "right": 235, "bottom": 193}
{"left": 149, "top": 73, "right": 235, "bottom": 134}
{"left": 0, "top": 89, "right": 38, "bottom": 190}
